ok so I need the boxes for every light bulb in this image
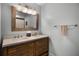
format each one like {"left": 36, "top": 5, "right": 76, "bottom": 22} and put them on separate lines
{"left": 27, "top": 9, "right": 33, "bottom": 14}
{"left": 15, "top": 5, "right": 22, "bottom": 11}
{"left": 22, "top": 7, "right": 28, "bottom": 13}
{"left": 13, "top": 4, "right": 37, "bottom": 15}
{"left": 32, "top": 10, "right": 37, "bottom": 15}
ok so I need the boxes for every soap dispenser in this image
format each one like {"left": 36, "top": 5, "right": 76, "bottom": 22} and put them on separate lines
{"left": 26, "top": 31, "right": 31, "bottom": 37}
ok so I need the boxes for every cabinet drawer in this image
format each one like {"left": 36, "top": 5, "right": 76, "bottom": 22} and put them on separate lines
{"left": 7, "top": 42, "right": 34, "bottom": 56}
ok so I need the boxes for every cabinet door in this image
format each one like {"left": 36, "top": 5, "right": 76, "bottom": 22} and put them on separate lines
{"left": 35, "top": 38, "right": 49, "bottom": 56}
{"left": 7, "top": 42, "right": 34, "bottom": 56}
{"left": 17, "top": 42, "right": 34, "bottom": 56}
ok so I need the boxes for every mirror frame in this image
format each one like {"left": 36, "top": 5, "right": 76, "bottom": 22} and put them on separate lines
{"left": 11, "top": 6, "right": 39, "bottom": 31}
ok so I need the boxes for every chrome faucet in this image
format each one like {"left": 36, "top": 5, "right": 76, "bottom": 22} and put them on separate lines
{"left": 14, "top": 34, "right": 23, "bottom": 38}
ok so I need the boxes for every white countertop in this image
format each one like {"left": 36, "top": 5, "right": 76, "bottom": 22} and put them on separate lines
{"left": 2, "top": 35, "right": 48, "bottom": 47}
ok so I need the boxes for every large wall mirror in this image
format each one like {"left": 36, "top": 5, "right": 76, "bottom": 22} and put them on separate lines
{"left": 11, "top": 5, "right": 39, "bottom": 31}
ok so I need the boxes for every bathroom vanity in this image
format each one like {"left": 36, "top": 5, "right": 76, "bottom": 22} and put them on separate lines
{"left": 1, "top": 4, "right": 49, "bottom": 56}
{"left": 2, "top": 35, "right": 49, "bottom": 56}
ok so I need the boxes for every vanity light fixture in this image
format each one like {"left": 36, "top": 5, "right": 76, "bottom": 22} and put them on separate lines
{"left": 21, "top": 7, "right": 28, "bottom": 13}
{"left": 32, "top": 10, "right": 37, "bottom": 15}
{"left": 26, "top": 9, "right": 33, "bottom": 14}
{"left": 14, "top": 5, "right": 22, "bottom": 11}
{"left": 13, "top": 4, "right": 37, "bottom": 15}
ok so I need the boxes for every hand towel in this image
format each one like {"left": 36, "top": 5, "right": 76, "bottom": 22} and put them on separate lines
{"left": 61, "top": 25, "right": 68, "bottom": 35}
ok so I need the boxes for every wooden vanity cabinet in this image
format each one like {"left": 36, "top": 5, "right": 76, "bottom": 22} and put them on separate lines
{"left": 3, "top": 42, "right": 34, "bottom": 56}
{"left": 2, "top": 37, "right": 49, "bottom": 56}
{"left": 34, "top": 38, "right": 49, "bottom": 56}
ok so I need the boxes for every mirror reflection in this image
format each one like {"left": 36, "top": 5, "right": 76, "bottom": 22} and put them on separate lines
{"left": 11, "top": 5, "right": 39, "bottom": 31}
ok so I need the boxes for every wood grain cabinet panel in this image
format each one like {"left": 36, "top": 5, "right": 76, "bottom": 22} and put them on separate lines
{"left": 7, "top": 42, "right": 34, "bottom": 56}
{"left": 34, "top": 38, "right": 49, "bottom": 56}
{"left": 2, "top": 37, "right": 49, "bottom": 56}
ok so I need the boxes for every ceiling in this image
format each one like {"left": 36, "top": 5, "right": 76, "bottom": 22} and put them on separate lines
{"left": 35, "top": 3, "right": 45, "bottom": 6}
